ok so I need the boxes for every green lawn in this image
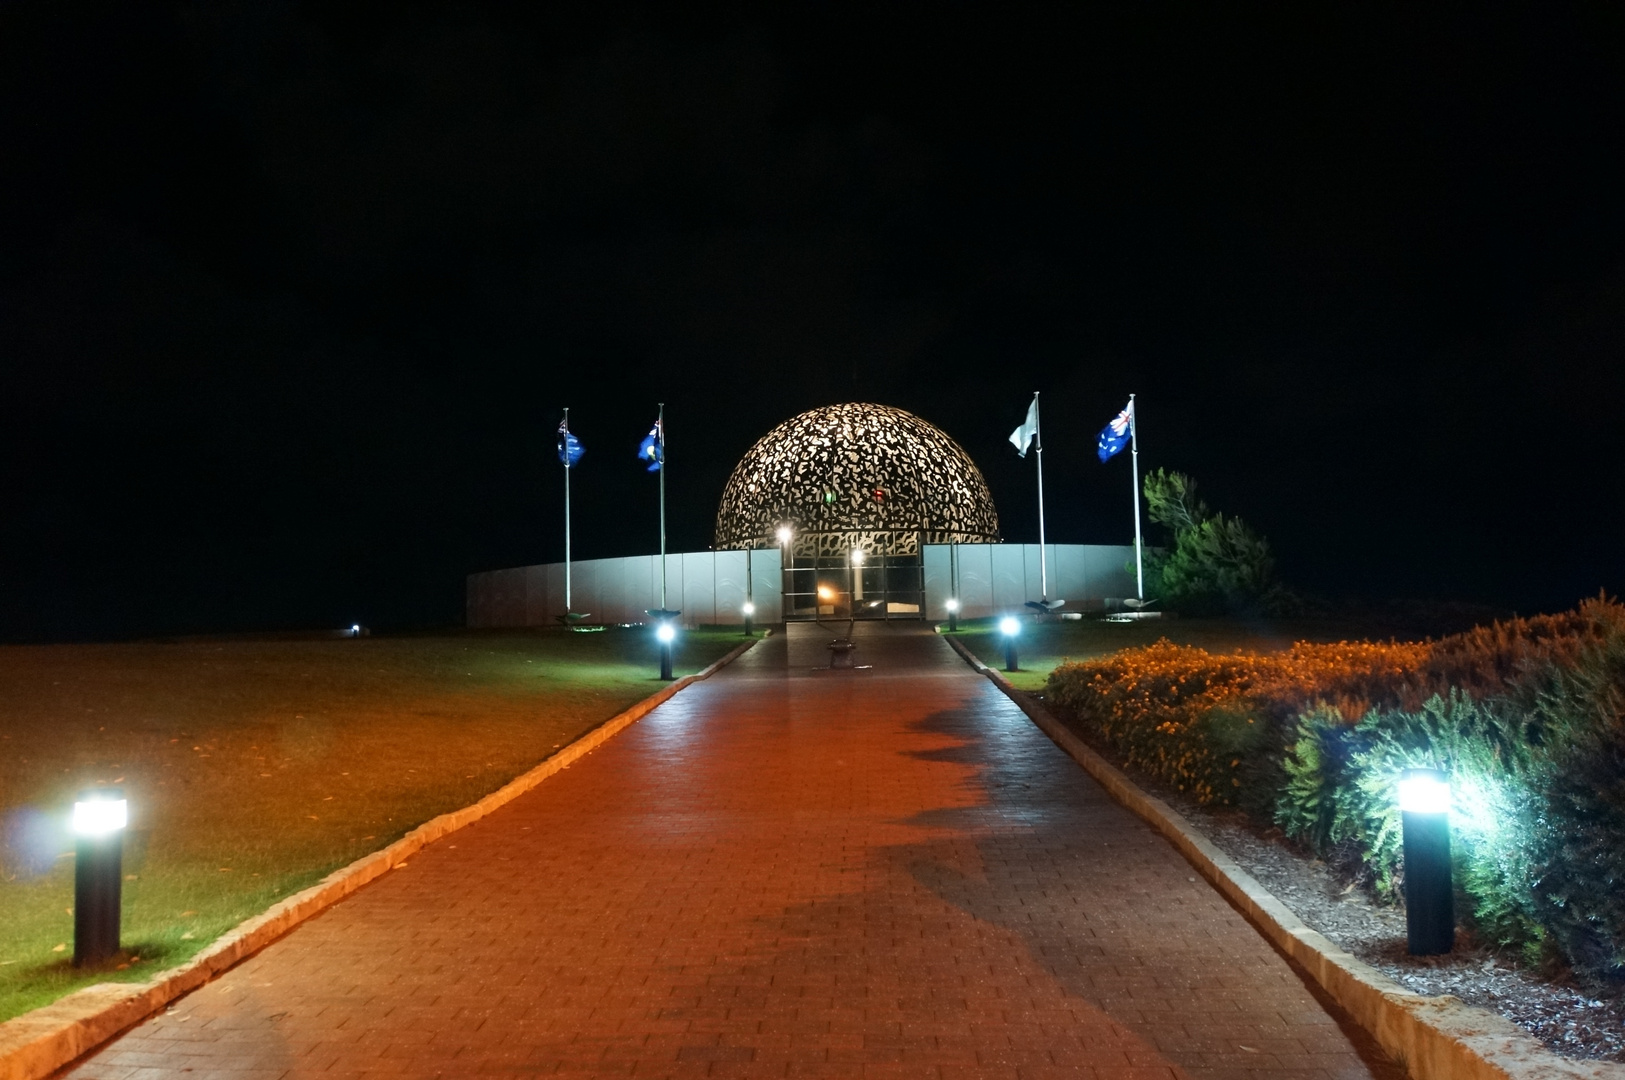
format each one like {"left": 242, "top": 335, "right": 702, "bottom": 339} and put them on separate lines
{"left": 0, "top": 626, "right": 747, "bottom": 1021}
{"left": 948, "top": 614, "right": 1440, "bottom": 690}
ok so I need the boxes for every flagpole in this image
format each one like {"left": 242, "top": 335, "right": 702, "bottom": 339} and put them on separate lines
{"left": 563, "top": 408, "right": 572, "bottom": 613}
{"left": 658, "top": 402, "right": 667, "bottom": 611}
{"left": 1034, "top": 391, "right": 1048, "bottom": 601}
{"left": 1129, "top": 393, "right": 1144, "bottom": 601}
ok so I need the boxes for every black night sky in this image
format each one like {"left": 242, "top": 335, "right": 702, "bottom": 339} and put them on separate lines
{"left": 4, "top": 3, "right": 1624, "bottom": 640}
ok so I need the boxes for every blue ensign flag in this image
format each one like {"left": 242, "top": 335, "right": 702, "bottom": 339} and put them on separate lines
{"left": 557, "top": 417, "right": 584, "bottom": 468}
{"left": 637, "top": 419, "right": 663, "bottom": 472}
{"left": 1096, "top": 402, "right": 1133, "bottom": 462}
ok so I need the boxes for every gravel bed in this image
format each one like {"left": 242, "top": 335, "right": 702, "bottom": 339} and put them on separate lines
{"left": 1040, "top": 701, "right": 1625, "bottom": 1062}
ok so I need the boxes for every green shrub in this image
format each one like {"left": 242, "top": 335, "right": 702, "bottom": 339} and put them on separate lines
{"left": 1277, "top": 705, "right": 1350, "bottom": 854}
{"left": 1331, "top": 693, "right": 1544, "bottom": 953}
{"left": 1522, "top": 630, "right": 1625, "bottom": 983}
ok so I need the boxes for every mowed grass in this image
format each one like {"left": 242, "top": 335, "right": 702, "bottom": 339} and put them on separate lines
{"left": 950, "top": 614, "right": 1443, "bottom": 689}
{"left": 0, "top": 626, "right": 747, "bottom": 1021}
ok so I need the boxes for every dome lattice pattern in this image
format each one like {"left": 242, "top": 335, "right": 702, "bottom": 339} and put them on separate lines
{"left": 714, "top": 402, "right": 1000, "bottom": 556}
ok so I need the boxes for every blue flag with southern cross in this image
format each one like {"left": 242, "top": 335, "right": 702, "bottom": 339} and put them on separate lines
{"left": 1097, "top": 401, "right": 1133, "bottom": 462}
{"left": 557, "top": 416, "right": 584, "bottom": 468}
{"left": 637, "top": 418, "right": 663, "bottom": 472}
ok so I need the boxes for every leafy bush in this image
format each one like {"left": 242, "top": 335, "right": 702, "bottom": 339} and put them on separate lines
{"left": 1521, "top": 628, "right": 1625, "bottom": 983}
{"left": 1312, "top": 694, "right": 1545, "bottom": 953}
{"left": 1046, "top": 595, "right": 1625, "bottom": 986}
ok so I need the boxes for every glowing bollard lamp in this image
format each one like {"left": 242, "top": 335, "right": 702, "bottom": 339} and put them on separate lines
{"left": 657, "top": 622, "right": 676, "bottom": 681}
{"left": 742, "top": 600, "right": 755, "bottom": 638}
{"left": 945, "top": 597, "right": 960, "bottom": 633}
{"left": 72, "top": 788, "right": 127, "bottom": 966}
{"left": 1398, "top": 767, "right": 1455, "bottom": 955}
{"left": 1000, "top": 616, "right": 1020, "bottom": 672}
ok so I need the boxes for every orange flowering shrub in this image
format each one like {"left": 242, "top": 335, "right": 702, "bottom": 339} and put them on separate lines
{"left": 1045, "top": 639, "right": 1430, "bottom": 804}
{"left": 1043, "top": 598, "right": 1625, "bottom": 809}
{"left": 1408, "top": 594, "right": 1625, "bottom": 704}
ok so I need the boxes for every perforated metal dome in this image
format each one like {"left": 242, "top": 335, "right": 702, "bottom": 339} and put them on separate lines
{"left": 714, "top": 402, "right": 1000, "bottom": 556}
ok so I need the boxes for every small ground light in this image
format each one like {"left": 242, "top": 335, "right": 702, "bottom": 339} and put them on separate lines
{"left": 1399, "top": 767, "right": 1454, "bottom": 955}
{"left": 999, "top": 616, "right": 1020, "bottom": 672}
{"left": 656, "top": 621, "right": 676, "bottom": 680}
{"left": 776, "top": 526, "right": 792, "bottom": 544}
{"left": 742, "top": 600, "right": 755, "bottom": 637}
{"left": 71, "top": 788, "right": 127, "bottom": 966}
{"left": 945, "top": 597, "right": 960, "bottom": 632}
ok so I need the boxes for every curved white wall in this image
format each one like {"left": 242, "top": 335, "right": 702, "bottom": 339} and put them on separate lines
{"left": 467, "top": 543, "right": 1140, "bottom": 628}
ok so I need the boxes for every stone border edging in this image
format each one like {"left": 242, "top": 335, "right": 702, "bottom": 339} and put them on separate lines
{"left": 0, "top": 635, "right": 762, "bottom": 1080}
{"left": 942, "top": 634, "right": 1625, "bottom": 1080}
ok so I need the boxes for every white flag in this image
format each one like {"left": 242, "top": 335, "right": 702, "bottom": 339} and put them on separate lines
{"left": 1008, "top": 397, "right": 1039, "bottom": 458}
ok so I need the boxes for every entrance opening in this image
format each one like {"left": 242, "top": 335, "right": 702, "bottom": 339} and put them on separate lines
{"left": 782, "top": 547, "right": 923, "bottom": 621}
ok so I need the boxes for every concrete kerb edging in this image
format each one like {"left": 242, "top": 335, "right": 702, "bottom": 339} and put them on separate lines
{"left": 0, "top": 635, "right": 763, "bottom": 1080}
{"left": 943, "top": 634, "right": 1625, "bottom": 1080}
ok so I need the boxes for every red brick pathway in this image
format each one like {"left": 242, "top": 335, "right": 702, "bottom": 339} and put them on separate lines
{"left": 61, "top": 624, "right": 1399, "bottom": 1080}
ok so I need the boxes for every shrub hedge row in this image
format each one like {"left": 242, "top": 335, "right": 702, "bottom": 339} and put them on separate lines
{"left": 1044, "top": 596, "right": 1625, "bottom": 984}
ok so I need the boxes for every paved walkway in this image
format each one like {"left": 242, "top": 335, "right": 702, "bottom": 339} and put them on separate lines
{"left": 62, "top": 624, "right": 1398, "bottom": 1080}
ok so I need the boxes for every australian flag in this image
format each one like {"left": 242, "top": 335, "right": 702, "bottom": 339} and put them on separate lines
{"left": 1096, "top": 401, "right": 1133, "bottom": 462}
{"left": 637, "top": 418, "right": 663, "bottom": 472}
{"left": 557, "top": 416, "right": 584, "bottom": 468}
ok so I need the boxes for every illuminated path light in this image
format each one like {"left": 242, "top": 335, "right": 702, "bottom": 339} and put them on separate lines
{"left": 1399, "top": 767, "right": 1455, "bottom": 955}
{"left": 1000, "top": 614, "right": 1021, "bottom": 671}
{"left": 71, "top": 788, "right": 127, "bottom": 966}
{"left": 59, "top": 626, "right": 1394, "bottom": 1080}
{"left": 656, "top": 621, "right": 676, "bottom": 681}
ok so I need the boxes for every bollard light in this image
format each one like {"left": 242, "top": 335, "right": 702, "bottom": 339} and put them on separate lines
{"left": 1000, "top": 616, "right": 1020, "bottom": 672}
{"left": 656, "top": 621, "right": 676, "bottom": 680}
{"left": 71, "top": 788, "right": 127, "bottom": 966}
{"left": 742, "top": 600, "right": 755, "bottom": 637}
{"left": 1399, "top": 767, "right": 1454, "bottom": 955}
{"left": 776, "top": 526, "right": 792, "bottom": 545}
{"left": 945, "top": 597, "right": 960, "bottom": 632}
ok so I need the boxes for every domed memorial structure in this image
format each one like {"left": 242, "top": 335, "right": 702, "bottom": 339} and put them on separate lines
{"left": 715, "top": 402, "right": 998, "bottom": 619}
